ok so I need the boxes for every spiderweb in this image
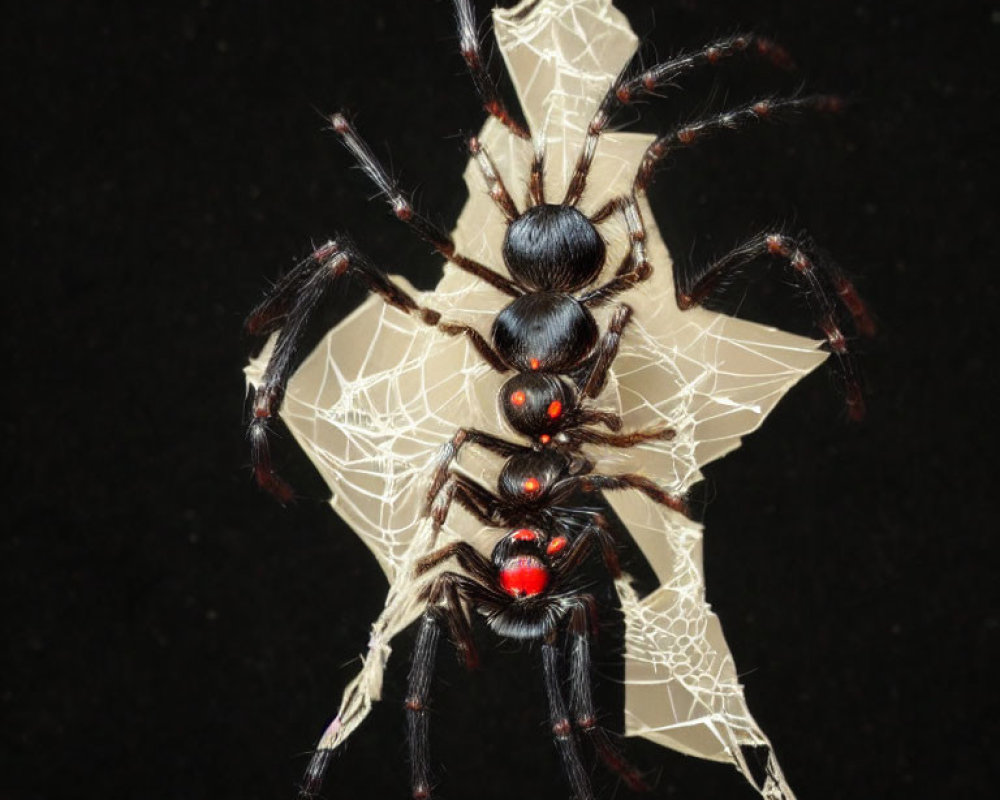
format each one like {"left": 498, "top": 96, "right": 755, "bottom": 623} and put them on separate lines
{"left": 245, "top": 1, "right": 826, "bottom": 797}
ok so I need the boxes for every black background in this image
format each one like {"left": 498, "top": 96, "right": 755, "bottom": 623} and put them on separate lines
{"left": 3, "top": 0, "right": 995, "bottom": 798}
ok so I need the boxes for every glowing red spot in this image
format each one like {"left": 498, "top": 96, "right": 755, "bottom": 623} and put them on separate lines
{"left": 510, "top": 390, "right": 526, "bottom": 407}
{"left": 546, "top": 536, "right": 568, "bottom": 556}
{"left": 512, "top": 529, "right": 537, "bottom": 542}
{"left": 529, "top": 357, "right": 540, "bottom": 370}
{"left": 500, "top": 557, "right": 550, "bottom": 597}
{"left": 547, "top": 400, "right": 562, "bottom": 419}
{"left": 539, "top": 434, "right": 551, "bottom": 444}
{"left": 522, "top": 477, "right": 540, "bottom": 493}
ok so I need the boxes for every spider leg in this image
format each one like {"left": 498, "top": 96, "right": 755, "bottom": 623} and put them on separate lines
{"left": 578, "top": 303, "right": 634, "bottom": 398}
{"left": 557, "top": 473, "right": 690, "bottom": 517}
{"left": 244, "top": 250, "right": 321, "bottom": 338}
{"left": 452, "top": 0, "right": 530, "bottom": 139}
{"left": 581, "top": 195, "right": 652, "bottom": 306}
{"left": 528, "top": 146, "right": 546, "bottom": 206}
{"left": 548, "top": 515, "right": 623, "bottom": 580}
{"left": 563, "top": 33, "right": 795, "bottom": 206}
{"left": 426, "top": 471, "right": 517, "bottom": 531}
{"left": 575, "top": 407, "right": 625, "bottom": 432}
{"left": 584, "top": 514, "right": 627, "bottom": 579}
{"left": 248, "top": 241, "right": 507, "bottom": 501}
{"left": 568, "top": 425, "right": 676, "bottom": 450}
{"left": 425, "top": 428, "right": 527, "bottom": 515}
{"left": 409, "top": 570, "right": 504, "bottom": 799}
{"left": 633, "top": 94, "right": 843, "bottom": 193}
{"left": 406, "top": 610, "right": 442, "bottom": 800}
{"left": 679, "top": 231, "right": 873, "bottom": 419}
{"left": 330, "top": 114, "right": 522, "bottom": 297}
{"left": 542, "top": 639, "right": 594, "bottom": 800}
{"left": 417, "top": 541, "right": 496, "bottom": 585}
{"left": 566, "top": 603, "right": 649, "bottom": 792}
{"left": 467, "top": 136, "right": 520, "bottom": 221}
{"left": 547, "top": 522, "right": 599, "bottom": 579}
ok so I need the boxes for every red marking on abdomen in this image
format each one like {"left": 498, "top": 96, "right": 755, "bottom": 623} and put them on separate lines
{"left": 500, "top": 557, "right": 550, "bottom": 597}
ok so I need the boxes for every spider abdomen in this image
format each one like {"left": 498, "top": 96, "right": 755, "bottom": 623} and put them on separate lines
{"left": 492, "top": 292, "right": 598, "bottom": 372}
{"left": 502, "top": 204, "right": 606, "bottom": 291}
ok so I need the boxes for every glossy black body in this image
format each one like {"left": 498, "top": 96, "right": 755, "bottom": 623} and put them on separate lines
{"left": 502, "top": 204, "right": 606, "bottom": 291}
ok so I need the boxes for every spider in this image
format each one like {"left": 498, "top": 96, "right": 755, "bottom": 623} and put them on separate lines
{"left": 245, "top": 1, "right": 873, "bottom": 798}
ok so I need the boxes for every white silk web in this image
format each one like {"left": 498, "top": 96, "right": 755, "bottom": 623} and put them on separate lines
{"left": 246, "top": 1, "right": 827, "bottom": 797}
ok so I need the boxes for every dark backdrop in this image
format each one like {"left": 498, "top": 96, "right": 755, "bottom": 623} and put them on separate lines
{"left": 3, "top": 1, "right": 994, "bottom": 798}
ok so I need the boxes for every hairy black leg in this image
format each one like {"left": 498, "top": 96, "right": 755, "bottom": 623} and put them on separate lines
{"left": 680, "top": 231, "right": 872, "bottom": 419}
{"left": 425, "top": 428, "right": 527, "bottom": 514}
{"left": 406, "top": 611, "right": 442, "bottom": 800}
{"left": 583, "top": 195, "right": 652, "bottom": 305}
{"left": 568, "top": 425, "right": 675, "bottom": 450}
{"left": 567, "top": 605, "right": 648, "bottom": 792}
{"left": 558, "top": 473, "right": 690, "bottom": 517}
{"left": 634, "top": 95, "right": 843, "bottom": 192}
{"left": 546, "top": 517, "right": 625, "bottom": 582}
{"left": 248, "top": 241, "right": 508, "bottom": 500}
{"left": 417, "top": 541, "right": 496, "bottom": 585}
{"left": 245, "top": 249, "right": 325, "bottom": 338}
{"left": 248, "top": 245, "right": 352, "bottom": 502}
{"left": 614, "top": 34, "right": 794, "bottom": 105}
{"left": 542, "top": 640, "right": 593, "bottom": 800}
{"left": 547, "top": 523, "right": 598, "bottom": 580}
{"left": 579, "top": 304, "right": 633, "bottom": 399}
{"left": 427, "top": 472, "right": 516, "bottom": 530}
{"left": 422, "top": 571, "right": 482, "bottom": 670}
{"left": 563, "top": 33, "right": 795, "bottom": 206}
{"left": 528, "top": 146, "right": 546, "bottom": 206}
{"left": 468, "top": 136, "right": 519, "bottom": 221}
{"left": 556, "top": 514, "right": 622, "bottom": 580}
{"left": 452, "top": 0, "right": 530, "bottom": 139}
{"left": 452, "top": 475, "right": 520, "bottom": 527}
{"left": 329, "top": 113, "right": 522, "bottom": 297}
{"left": 576, "top": 407, "right": 624, "bottom": 432}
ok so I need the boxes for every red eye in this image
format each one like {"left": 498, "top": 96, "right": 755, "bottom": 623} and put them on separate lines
{"left": 512, "top": 529, "right": 537, "bottom": 542}
{"left": 547, "top": 400, "right": 562, "bottom": 418}
{"left": 529, "top": 357, "right": 540, "bottom": 370}
{"left": 539, "top": 434, "right": 551, "bottom": 444}
{"left": 546, "top": 536, "right": 568, "bottom": 556}
{"left": 510, "top": 390, "right": 526, "bottom": 407}
{"left": 522, "top": 477, "right": 540, "bottom": 493}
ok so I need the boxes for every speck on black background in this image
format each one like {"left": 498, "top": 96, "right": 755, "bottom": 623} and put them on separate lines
{"left": 1, "top": 1, "right": 994, "bottom": 799}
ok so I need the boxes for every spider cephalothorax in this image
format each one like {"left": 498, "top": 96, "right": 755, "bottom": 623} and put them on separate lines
{"left": 246, "top": 2, "right": 873, "bottom": 799}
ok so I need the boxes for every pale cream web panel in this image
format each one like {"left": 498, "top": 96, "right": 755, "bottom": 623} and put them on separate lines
{"left": 245, "top": 1, "right": 825, "bottom": 797}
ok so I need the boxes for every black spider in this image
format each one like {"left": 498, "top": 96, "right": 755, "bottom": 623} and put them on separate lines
{"left": 245, "top": 2, "right": 873, "bottom": 798}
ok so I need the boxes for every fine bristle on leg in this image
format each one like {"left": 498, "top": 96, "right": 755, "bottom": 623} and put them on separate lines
{"left": 677, "top": 231, "right": 872, "bottom": 419}
{"left": 452, "top": 0, "right": 530, "bottom": 139}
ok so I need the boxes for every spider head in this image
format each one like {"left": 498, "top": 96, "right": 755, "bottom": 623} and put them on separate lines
{"left": 503, "top": 204, "right": 605, "bottom": 291}
{"left": 498, "top": 449, "right": 570, "bottom": 506}
{"left": 500, "top": 373, "right": 576, "bottom": 441}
